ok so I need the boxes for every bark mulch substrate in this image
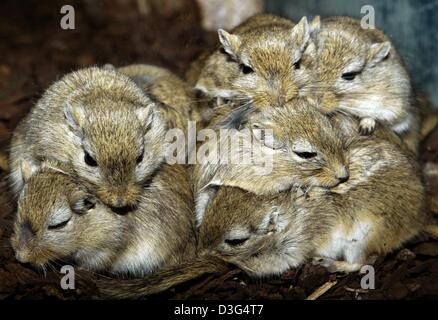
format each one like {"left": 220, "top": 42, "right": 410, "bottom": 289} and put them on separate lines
{"left": 1, "top": 0, "right": 437, "bottom": 300}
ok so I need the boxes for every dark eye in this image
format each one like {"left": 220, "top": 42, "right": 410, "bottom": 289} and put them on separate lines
{"left": 342, "top": 71, "right": 360, "bottom": 81}
{"left": 84, "top": 151, "right": 97, "bottom": 167}
{"left": 136, "top": 152, "right": 144, "bottom": 164}
{"left": 83, "top": 198, "right": 96, "bottom": 211}
{"left": 225, "top": 237, "right": 249, "bottom": 246}
{"left": 293, "top": 59, "right": 301, "bottom": 69}
{"left": 294, "top": 151, "right": 317, "bottom": 159}
{"left": 48, "top": 218, "right": 71, "bottom": 230}
{"left": 240, "top": 64, "right": 254, "bottom": 74}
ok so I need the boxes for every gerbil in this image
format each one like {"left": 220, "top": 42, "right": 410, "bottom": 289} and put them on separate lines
{"left": 310, "top": 16, "right": 419, "bottom": 152}
{"left": 9, "top": 66, "right": 168, "bottom": 209}
{"left": 193, "top": 98, "right": 349, "bottom": 220}
{"left": 195, "top": 14, "right": 315, "bottom": 108}
{"left": 11, "top": 160, "right": 196, "bottom": 276}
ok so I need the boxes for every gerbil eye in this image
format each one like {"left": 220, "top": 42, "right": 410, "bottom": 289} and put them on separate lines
{"left": 342, "top": 71, "right": 360, "bottom": 81}
{"left": 84, "top": 151, "right": 97, "bottom": 167}
{"left": 225, "top": 237, "right": 249, "bottom": 246}
{"left": 136, "top": 152, "right": 144, "bottom": 164}
{"left": 48, "top": 218, "right": 71, "bottom": 230}
{"left": 240, "top": 64, "right": 254, "bottom": 74}
{"left": 293, "top": 59, "right": 301, "bottom": 69}
{"left": 83, "top": 198, "right": 96, "bottom": 211}
{"left": 294, "top": 151, "right": 317, "bottom": 159}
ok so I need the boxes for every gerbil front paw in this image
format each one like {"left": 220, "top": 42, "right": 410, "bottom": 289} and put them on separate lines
{"left": 312, "top": 257, "right": 339, "bottom": 273}
{"left": 312, "top": 257, "right": 362, "bottom": 273}
{"left": 359, "top": 118, "right": 376, "bottom": 136}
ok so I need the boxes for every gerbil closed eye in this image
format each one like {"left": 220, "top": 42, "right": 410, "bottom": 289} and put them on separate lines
{"left": 84, "top": 151, "right": 97, "bottom": 167}
{"left": 48, "top": 218, "right": 71, "bottom": 230}
{"left": 240, "top": 64, "right": 254, "bottom": 74}
{"left": 225, "top": 237, "right": 249, "bottom": 246}
{"left": 294, "top": 151, "right": 317, "bottom": 159}
{"left": 341, "top": 71, "right": 360, "bottom": 81}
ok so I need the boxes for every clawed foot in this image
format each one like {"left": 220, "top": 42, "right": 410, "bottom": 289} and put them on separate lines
{"left": 312, "top": 257, "right": 363, "bottom": 273}
{"left": 359, "top": 118, "right": 376, "bottom": 136}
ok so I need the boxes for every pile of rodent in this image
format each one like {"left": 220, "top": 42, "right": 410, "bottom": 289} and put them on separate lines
{"left": 8, "top": 14, "right": 438, "bottom": 298}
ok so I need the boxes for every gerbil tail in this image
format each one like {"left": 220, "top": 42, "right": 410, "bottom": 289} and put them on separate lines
{"left": 0, "top": 151, "right": 8, "bottom": 173}
{"left": 424, "top": 224, "right": 438, "bottom": 239}
{"left": 96, "top": 256, "right": 231, "bottom": 299}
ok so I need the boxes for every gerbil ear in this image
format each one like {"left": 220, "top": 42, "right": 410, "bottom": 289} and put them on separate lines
{"left": 309, "top": 15, "right": 321, "bottom": 37}
{"left": 368, "top": 42, "right": 391, "bottom": 67}
{"left": 218, "top": 29, "right": 241, "bottom": 59}
{"left": 258, "top": 207, "right": 280, "bottom": 234}
{"left": 135, "top": 105, "right": 155, "bottom": 129}
{"left": 70, "top": 191, "right": 96, "bottom": 215}
{"left": 64, "top": 103, "right": 85, "bottom": 132}
{"left": 20, "top": 159, "right": 39, "bottom": 183}
{"left": 291, "top": 17, "right": 310, "bottom": 52}
{"left": 217, "top": 104, "right": 255, "bottom": 129}
{"left": 195, "top": 186, "right": 219, "bottom": 227}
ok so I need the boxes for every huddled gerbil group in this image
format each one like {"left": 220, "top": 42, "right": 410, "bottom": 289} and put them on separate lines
{"left": 7, "top": 13, "right": 438, "bottom": 298}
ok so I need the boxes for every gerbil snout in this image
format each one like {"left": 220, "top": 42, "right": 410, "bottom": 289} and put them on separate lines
{"left": 335, "top": 166, "right": 350, "bottom": 184}
{"left": 97, "top": 184, "right": 142, "bottom": 210}
{"left": 314, "top": 165, "right": 350, "bottom": 188}
{"left": 11, "top": 225, "right": 34, "bottom": 264}
{"left": 14, "top": 249, "right": 30, "bottom": 264}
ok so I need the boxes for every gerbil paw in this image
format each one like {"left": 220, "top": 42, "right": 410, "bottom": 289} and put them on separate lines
{"left": 359, "top": 118, "right": 376, "bottom": 136}
{"left": 312, "top": 257, "right": 362, "bottom": 273}
{"left": 312, "top": 257, "right": 339, "bottom": 273}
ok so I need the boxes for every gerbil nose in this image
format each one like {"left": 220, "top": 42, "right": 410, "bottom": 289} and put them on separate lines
{"left": 336, "top": 167, "right": 350, "bottom": 184}
{"left": 15, "top": 251, "right": 30, "bottom": 264}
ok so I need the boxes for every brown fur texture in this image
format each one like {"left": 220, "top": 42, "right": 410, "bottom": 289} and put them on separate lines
{"left": 117, "top": 64, "right": 204, "bottom": 129}
{"left": 11, "top": 161, "right": 196, "bottom": 276}
{"left": 9, "top": 67, "right": 168, "bottom": 208}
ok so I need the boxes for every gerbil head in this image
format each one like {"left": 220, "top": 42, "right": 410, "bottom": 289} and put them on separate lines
{"left": 62, "top": 68, "right": 168, "bottom": 210}
{"left": 10, "top": 161, "right": 118, "bottom": 269}
{"left": 198, "top": 187, "right": 292, "bottom": 276}
{"left": 209, "top": 99, "right": 349, "bottom": 192}
{"left": 312, "top": 24, "right": 393, "bottom": 114}
{"left": 198, "top": 17, "right": 315, "bottom": 106}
